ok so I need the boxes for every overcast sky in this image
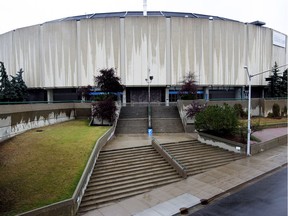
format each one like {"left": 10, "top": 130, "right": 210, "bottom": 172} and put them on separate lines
{"left": 0, "top": 0, "right": 287, "bottom": 35}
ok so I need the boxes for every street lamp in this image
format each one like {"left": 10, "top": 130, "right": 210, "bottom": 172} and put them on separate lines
{"left": 244, "top": 64, "right": 288, "bottom": 156}
{"left": 244, "top": 66, "right": 252, "bottom": 156}
{"left": 145, "top": 74, "right": 153, "bottom": 134}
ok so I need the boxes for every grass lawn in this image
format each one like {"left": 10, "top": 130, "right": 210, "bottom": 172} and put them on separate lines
{"left": 240, "top": 116, "right": 287, "bottom": 126}
{"left": 0, "top": 120, "right": 110, "bottom": 216}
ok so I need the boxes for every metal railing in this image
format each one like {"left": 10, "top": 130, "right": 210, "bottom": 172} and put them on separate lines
{"left": 152, "top": 137, "right": 187, "bottom": 178}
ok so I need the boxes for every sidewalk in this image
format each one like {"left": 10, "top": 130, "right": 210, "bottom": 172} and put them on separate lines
{"left": 83, "top": 128, "right": 287, "bottom": 216}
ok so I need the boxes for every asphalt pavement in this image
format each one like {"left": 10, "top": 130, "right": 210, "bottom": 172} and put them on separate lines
{"left": 189, "top": 166, "right": 288, "bottom": 216}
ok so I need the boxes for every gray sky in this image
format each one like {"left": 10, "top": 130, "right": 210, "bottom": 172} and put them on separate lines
{"left": 0, "top": 0, "right": 287, "bottom": 35}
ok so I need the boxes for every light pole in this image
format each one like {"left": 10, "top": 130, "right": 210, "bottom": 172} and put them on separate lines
{"left": 244, "top": 66, "right": 252, "bottom": 156}
{"left": 145, "top": 74, "right": 153, "bottom": 134}
{"left": 244, "top": 64, "right": 288, "bottom": 156}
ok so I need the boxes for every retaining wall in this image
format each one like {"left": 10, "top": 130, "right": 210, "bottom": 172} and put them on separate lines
{"left": 0, "top": 103, "right": 91, "bottom": 142}
{"left": 198, "top": 132, "right": 287, "bottom": 155}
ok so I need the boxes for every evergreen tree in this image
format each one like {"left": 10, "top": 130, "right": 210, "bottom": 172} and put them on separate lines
{"left": 266, "top": 62, "right": 282, "bottom": 97}
{"left": 0, "top": 62, "right": 28, "bottom": 102}
{"left": 280, "top": 69, "right": 287, "bottom": 97}
{"left": 0, "top": 62, "right": 13, "bottom": 101}
{"left": 10, "top": 69, "right": 28, "bottom": 101}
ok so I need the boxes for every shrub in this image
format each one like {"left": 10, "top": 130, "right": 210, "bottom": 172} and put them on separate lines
{"left": 185, "top": 101, "right": 206, "bottom": 119}
{"left": 238, "top": 119, "right": 262, "bottom": 143}
{"left": 195, "top": 104, "right": 239, "bottom": 135}
{"left": 272, "top": 103, "right": 280, "bottom": 118}
{"left": 233, "top": 103, "right": 247, "bottom": 119}
{"left": 92, "top": 98, "right": 117, "bottom": 125}
{"left": 267, "top": 112, "right": 274, "bottom": 118}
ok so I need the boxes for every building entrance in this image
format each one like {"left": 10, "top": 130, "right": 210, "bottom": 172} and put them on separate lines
{"left": 126, "top": 87, "right": 165, "bottom": 103}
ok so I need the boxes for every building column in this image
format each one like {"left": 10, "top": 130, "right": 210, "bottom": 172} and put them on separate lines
{"left": 166, "top": 17, "right": 171, "bottom": 85}
{"left": 122, "top": 89, "right": 126, "bottom": 106}
{"left": 235, "top": 87, "right": 242, "bottom": 99}
{"left": 165, "top": 87, "right": 169, "bottom": 106}
{"left": 47, "top": 89, "right": 53, "bottom": 103}
{"left": 120, "top": 17, "right": 126, "bottom": 85}
{"left": 204, "top": 87, "right": 210, "bottom": 101}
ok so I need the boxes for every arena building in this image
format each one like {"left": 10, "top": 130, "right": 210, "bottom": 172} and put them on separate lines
{"left": 0, "top": 11, "right": 287, "bottom": 103}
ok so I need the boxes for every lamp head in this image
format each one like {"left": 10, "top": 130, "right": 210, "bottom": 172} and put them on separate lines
{"left": 149, "top": 75, "right": 153, "bottom": 81}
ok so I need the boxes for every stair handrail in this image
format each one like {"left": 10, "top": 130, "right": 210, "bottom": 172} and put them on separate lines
{"left": 152, "top": 137, "right": 187, "bottom": 178}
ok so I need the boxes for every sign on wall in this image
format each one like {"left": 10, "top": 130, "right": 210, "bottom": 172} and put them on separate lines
{"left": 273, "top": 31, "right": 286, "bottom": 48}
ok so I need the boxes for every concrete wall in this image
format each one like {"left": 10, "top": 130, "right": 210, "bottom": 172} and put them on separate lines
{"left": 0, "top": 103, "right": 91, "bottom": 142}
{"left": 0, "top": 16, "right": 286, "bottom": 88}
{"left": 198, "top": 132, "right": 287, "bottom": 155}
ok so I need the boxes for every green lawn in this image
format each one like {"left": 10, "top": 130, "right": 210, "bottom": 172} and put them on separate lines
{"left": 0, "top": 120, "right": 109, "bottom": 216}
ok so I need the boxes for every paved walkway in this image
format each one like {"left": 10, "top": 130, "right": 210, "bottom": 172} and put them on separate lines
{"left": 83, "top": 128, "right": 287, "bottom": 216}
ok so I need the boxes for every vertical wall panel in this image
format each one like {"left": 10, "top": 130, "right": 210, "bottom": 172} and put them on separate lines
{"left": 124, "top": 17, "right": 148, "bottom": 85}
{"left": 147, "top": 17, "right": 166, "bottom": 85}
{"left": 13, "top": 25, "right": 41, "bottom": 87}
{"left": 78, "top": 18, "right": 120, "bottom": 86}
{"left": 0, "top": 32, "right": 14, "bottom": 75}
{"left": 247, "top": 25, "right": 272, "bottom": 85}
{"left": 41, "top": 21, "right": 77, "bottom": 87}
{"left": 212, "top": 21, "right": 247, "bottom": 86}
{"left": 124, "top": 17, "right": 166, "bottom": 86}
{"left": 171, "top": 18, "right": 209, "bottom": 85}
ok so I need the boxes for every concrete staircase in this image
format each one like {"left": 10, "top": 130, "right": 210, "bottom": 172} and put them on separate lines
{"left": 161, "top": 140, "right": 244, "bottom": 176}
{"left": 115, "top": 105, "right": 184, "bottom": 134}
{"left": 115, "top": 106, "right": 148, "bottom": 134}
{"left": 77, "top": 145, "right": 181, "bottom": 214}
{"left": 151, "top": 106, "right": 184, "bottom": 133}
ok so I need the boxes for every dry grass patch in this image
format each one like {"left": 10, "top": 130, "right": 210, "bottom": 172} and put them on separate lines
{"left": 240, "top": 116, "right": 287, "bottom": 126}
{"left": 0, "top": 120, "right": 109, "bottom": 216}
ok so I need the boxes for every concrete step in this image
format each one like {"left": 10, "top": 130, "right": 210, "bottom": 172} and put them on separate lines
{"left": 187, "top": 160, "right": 239, "bottom": 175}
{"left": 115, "top": 118, "right": 147, "bottom": 134}
{"left": 94, "top": 157, "right": 166, "bottom": 171}
{"left": 152, "top": 118, "right": 184, "bottom": 133}
{"left": 85, "top": 174, "right": 180, "bottom": 196}
{"left": 161, "top": 141, "right": 243, "bottom": 176}
{"left": 99, "top": 145, "right": 153, "bottom": 155}
{"left": 78, "top": 189, "right": 152, "bottom": 213}
{"left": 81, "top": 177, "right": 180, "bottom": 206}
{"left": 89, "top": 165, "right": 174, "bottom": 182}
{"left": 119, "top": 106, "right": 148, "bottom": 119}
{"left": 182, "top": 155, "right": 242, "bottom": 167}
{"left": 151, "top": 106, "right": 180, "bottom": 118}
{"left": 93, "top": 160, "right": 168, "bottom": 175}
{"left": 88, "top": 167, "right": 176, "bottom": 186}
{"left": 163, "top": 144, "right": 225, "bottom": 153}
{"left": 166, "top": 147, "right": 232, "bottom": 157}
{"left": 97, "top": 152, "right": 162, "bottom": 167}
{"left": 173, "top": 154, "right": 241, "bottom": 165}
{"left": 97, "top": 148, "right": 160, "bottom": 160}
{"left": 78, "top": 142, "right": 182, "bottom": 214}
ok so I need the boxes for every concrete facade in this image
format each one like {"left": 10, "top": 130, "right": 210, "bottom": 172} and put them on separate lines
{"left": 0, "top": 12, "right": 286, "bottom": 102}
